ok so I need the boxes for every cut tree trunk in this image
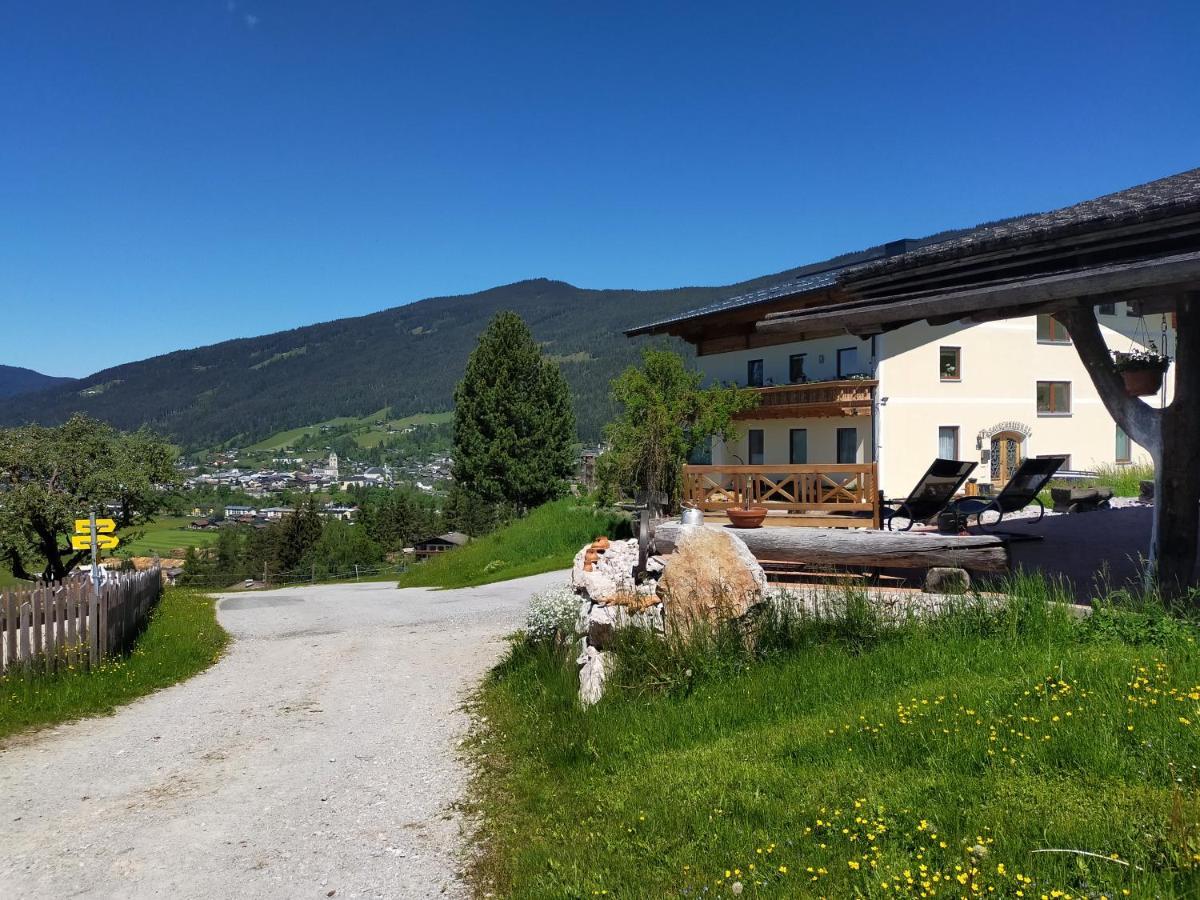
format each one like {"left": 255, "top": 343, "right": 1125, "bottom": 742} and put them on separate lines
{"left": 653, "top": 522, "right": 1009, "bottom": 572}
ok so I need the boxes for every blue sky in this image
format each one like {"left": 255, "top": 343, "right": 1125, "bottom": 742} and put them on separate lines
{"left": 3, "top": 1, "right": 1198, "bottom": 377}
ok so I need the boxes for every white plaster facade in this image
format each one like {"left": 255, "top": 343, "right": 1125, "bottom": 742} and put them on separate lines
{"left": 706, "top": 303, "right": 1173, "bottom": 495}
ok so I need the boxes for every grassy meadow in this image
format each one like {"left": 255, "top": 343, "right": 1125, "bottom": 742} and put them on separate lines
{"left": 473, "top": 580, "right": 1200, "bottom": 898}
{"left": 0, "top": 587, "right": 228, "bottom": 741}
{"left": 118, "top": 516, "right": 220, "bottom": 557}
{"left": 397, "top": 499, "right": 631, "bottom": 589}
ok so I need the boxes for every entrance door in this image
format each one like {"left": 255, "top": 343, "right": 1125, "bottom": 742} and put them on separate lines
{"left": 990, "top": 432, "right": 1024, "bottom": 485}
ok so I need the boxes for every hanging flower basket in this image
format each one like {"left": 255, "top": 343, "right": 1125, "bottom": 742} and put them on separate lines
{"left": 1113, "top": 346, "right": 1170, "bottom": 398}
{"left": 1119, "top": 366, "right": 1165, "bottom": 397}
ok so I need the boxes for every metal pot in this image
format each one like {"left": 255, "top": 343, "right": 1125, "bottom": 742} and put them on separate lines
{"left": 680, "top": 505, "right": 705, "bottom": 526}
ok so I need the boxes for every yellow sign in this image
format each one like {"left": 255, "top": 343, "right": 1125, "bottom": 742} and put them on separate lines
{"left": 75, "top": 518, "right": 117, "bottom": 534}
{"left": 71, "top": 534, "right": 120, "bottom": 551}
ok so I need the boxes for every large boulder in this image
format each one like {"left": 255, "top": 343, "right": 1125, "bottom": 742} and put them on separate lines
{"left": 656, "top": 526, "right": 767, "bottom": 631}
{"left": 570, "top": 538, "right": 639, "bottom": 603}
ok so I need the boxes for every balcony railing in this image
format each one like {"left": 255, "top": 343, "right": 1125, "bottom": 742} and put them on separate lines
{"left": 737, "top": 379, "right": 876, "bottom": 420}
{"left": 683, "top": 463, "right": 881, "bottom": 529}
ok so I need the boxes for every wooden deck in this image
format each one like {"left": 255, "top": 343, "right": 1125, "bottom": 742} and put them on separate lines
{"left": 684, "top": 463, "right": 882, "bottom": 529}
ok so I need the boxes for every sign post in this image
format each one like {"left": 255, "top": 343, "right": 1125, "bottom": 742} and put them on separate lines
{"left": 71, "top": 516, "right": 119, "bottom": 590}
{"left": 89, "top": 510, "right": 100, "bottom": 593}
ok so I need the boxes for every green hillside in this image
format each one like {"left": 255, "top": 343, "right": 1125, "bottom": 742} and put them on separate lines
{"left": 0, "top": 270, "right": 811, "bottom": 448}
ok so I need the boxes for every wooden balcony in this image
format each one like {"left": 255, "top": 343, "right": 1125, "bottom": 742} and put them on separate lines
{"left": 737, "top": 379, "right": 876, "bottom": 420}
{"left": 683, "top": 463, "right": 881, "bottom": 529}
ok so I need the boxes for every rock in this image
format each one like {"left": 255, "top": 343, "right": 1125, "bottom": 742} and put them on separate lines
{"left": 656, "top": 526, "right": 767, "bottom": 631}
{"left": 570, "top": 538, "right": 640, "bottom": 603}
{"left": 585, "top": 603, "right": 630, "bottom": 649}
{"left": 577, "top": 645, "right": 608, "bottom": 706}
{"left": 924, "top": 566, "right": 970, "bottom": 595}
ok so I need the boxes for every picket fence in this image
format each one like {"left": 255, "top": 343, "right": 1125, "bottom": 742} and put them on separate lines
{"left": 0, "top": 567, "right": 163, "bottom": 674}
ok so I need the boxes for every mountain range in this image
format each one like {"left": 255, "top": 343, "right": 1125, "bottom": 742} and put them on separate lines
{"left": 0, "top": 365, "right": 73, "bottom": 400}
{"left": 0, "top": 272, "right": 789, "bottom": 449}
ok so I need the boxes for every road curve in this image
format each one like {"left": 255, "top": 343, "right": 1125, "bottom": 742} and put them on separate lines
{"left": 0, "top": 571, "right": 565, "bottom": 899}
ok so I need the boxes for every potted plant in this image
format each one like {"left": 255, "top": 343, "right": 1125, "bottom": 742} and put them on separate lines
{"left": 1112, "top": 343, "right": 1170, "bottom": 397}
{"left": 726, "top": 488, "right": 768, "bottom": 528}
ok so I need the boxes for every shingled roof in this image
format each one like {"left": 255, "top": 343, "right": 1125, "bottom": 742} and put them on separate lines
{"left": 846, "top": 167, "right": 1200, "bottom": 283}
{"left": 628, "top": 167, "right": 1200, "bottom": 336}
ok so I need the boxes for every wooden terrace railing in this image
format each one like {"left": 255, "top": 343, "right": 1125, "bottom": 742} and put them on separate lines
{"left": 737, "top": 379, "right": 876, "bottom": 420}
{"left": 683, "top": 463, "right": 881, "bottom": 529}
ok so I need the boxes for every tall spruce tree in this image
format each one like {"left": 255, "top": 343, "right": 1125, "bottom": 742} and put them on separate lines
{"left": 452, "top": 311, "right": 576, "bottom": 510}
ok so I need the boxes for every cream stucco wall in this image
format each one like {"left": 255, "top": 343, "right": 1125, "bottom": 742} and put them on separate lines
{"left": 699, "top": 302, "right": 1173, "bottom": 496}
{"left": 713, "top": 417, "right": 872, "bottom": 466}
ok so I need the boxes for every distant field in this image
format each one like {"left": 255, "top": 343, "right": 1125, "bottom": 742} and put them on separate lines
{"left": 242, "top": 409, "right": 451, "bottom": 452}
{"left": 119, "top": 517, "right": 220, "bottom": 557}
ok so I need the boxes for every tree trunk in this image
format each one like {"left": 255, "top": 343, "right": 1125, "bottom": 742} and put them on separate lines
{"left": 1154, "top": 294, "right": 1200, "bottom": 600}
{"left": 1060, "top": 299, "right": 1198, "bottom": 602}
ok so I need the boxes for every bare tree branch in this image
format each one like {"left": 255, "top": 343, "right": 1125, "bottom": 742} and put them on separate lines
{"left": 1058, "top": 304, "right": 1162, "bottom": 457}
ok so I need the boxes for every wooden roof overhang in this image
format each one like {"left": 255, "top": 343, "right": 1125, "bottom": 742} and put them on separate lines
{"left": 664, "top": 287, "right": 856, "bottom": 356}
{"left": 759, "top": 211, "right": 1200, "bottom": 339}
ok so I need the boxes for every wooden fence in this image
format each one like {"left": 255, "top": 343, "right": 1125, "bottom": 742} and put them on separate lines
{"left": 0, "top": 567, "right": 163, "bottom": 674}
{"left": 683, "top": 463, "right": 882, "bottom": 529}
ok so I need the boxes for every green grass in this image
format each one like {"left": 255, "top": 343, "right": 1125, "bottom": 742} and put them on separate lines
{"left": 118, "top": 516, "right": 220, "bottom": 557}
{"left": 240, "top": 408, "right": 451, "bottom": 452}
{"left": 0, "top": 587, "right": 228, "bottom": 741}
{"left": 397, "top": 499, "right": 631, "bottom": 589}
{"left": 472, "top": 579, "right": 1200, "bottom": 898}
{"left": 1093, "top": 461, "right": 1155, "bottom": 497}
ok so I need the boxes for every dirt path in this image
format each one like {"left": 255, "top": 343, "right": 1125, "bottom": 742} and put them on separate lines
{"left": 0, "top": 571, "right": 564, "bottom": 899}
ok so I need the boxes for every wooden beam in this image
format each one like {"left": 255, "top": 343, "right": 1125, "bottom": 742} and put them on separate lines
{"left": 756, "top": 251, "right": 1200, "bottom": 336}
{"left": 654, "top": 522, "right": 1009, "bottom": 572}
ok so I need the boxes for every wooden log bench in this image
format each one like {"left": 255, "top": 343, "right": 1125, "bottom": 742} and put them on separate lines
{"left": 654, "top": 522, "right": 1009, "bottom": 573}
{"left": 1050, "top": 486, "right": 1114, "bottom": 513}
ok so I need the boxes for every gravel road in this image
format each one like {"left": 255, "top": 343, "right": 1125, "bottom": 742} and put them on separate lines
{"left": 0, "top": 571, "right": 565, "bottom": 900}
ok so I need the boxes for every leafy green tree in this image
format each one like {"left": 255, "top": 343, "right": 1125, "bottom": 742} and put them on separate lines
{"left": 302, "top": 520, "right": 384, "bottom": 577}
{"left": 0, "top": 415, "right": 181, "bottom": 581}
{"left": 452, "top": 311, "right": 576, "bottom": 511}
{"left": 600, "top": 348, "right": 757, "bottom": 506}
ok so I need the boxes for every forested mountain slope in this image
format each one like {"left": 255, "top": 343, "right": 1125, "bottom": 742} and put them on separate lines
{"left": 0, "top": 365, "right": 74, "bottom": 399}
{"left": 0, "top": 274, "right": 779, "bottom": 447}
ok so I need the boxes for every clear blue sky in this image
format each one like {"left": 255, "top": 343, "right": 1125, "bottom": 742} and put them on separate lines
{"left": 3, "top": 1, "right": 1198, "bottom": 377}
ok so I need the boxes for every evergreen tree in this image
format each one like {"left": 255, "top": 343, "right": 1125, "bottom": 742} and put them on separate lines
{"left": 452, "top": 311, "right": 576, "bottom": 511}
{"left": 272, "top": 496, "right": 324, "bottom": 574}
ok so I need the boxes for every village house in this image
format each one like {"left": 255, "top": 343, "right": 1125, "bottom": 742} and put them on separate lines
{"left": 411, "top": 532, "right": 470, "bottom": 560}
{"left": 628, "top": 176, "right": 1182, "bottom": 500}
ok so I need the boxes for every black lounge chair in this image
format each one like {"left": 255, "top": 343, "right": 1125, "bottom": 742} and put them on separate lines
{"left": 881, "top": 458, "right": 978, "bottom": 531}
{"left": 952, "top": 455, "right": 1067, "bottom": 530}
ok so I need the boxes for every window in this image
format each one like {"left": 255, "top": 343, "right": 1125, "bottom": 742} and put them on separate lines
{"left": 788, "top": 353, "right": 807, "bottom": 383}
{"left": 789, "top": 429, "right": 808, "bottom": 465}
{"left": 1036, "top": 381, "right": 1072, "bottom": 415}
{"left": 1115, "top": 425, "right": 1131, "bottom": 463}
{"left": 837, "top": 347, "right": 859, "bottom": 378}
{"left": 748, "top": 429, "right": 765, "bottom": 465}
{"left": 1038, "top": 453, "right": 1071, "bottom": 471}
{"left": 1098, "top": 303, "right": 1116, "bottom": 315}
{"left": 938, "top": 426, "right": 960, "bottom": 460}
{"left": 1036, "top": 314, "right": 1071, "bottom": 344}
{"left": 939, "top": 346, "right": 961, "bottom": 381}
{"left": 836, "top": 427, "right": 857, "bottom": 464}
{"left": 747, "top": 359, "right": 764, "bottom": 388}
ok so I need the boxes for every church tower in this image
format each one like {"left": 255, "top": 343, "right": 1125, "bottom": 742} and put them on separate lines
{"left": 327, "top": 452, "right": 339, "bottom": 478}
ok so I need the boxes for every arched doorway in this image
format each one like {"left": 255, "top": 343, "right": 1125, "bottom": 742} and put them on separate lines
{"left": 990, "top": 431, "right": 1025, "bottom": 485}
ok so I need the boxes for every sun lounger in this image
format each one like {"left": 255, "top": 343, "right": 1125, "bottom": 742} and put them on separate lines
{"left": 881, "top": 458, "right": 978, "bottom": 531}
{"left": 952, "top": 455, "right": 1067, "bottom": 531}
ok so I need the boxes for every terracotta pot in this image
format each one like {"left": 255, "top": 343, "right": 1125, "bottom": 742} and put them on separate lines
{"left": 726, "top": 507, "right": 768, "bottom": 528}
{"left": 591, "top": 536, "right": 610, "bottom": 551}
{"left": 1120, "top": 366, "right": 1165, "bottom": 397}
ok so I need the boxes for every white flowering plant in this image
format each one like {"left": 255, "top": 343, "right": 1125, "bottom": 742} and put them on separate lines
{"left": 525, "top": 584, "right": 581, "bottom": 644}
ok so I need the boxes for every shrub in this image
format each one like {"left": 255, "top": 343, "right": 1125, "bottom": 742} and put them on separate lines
{"left": 524, "top": 584, "right": 581, "bottom": 644}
